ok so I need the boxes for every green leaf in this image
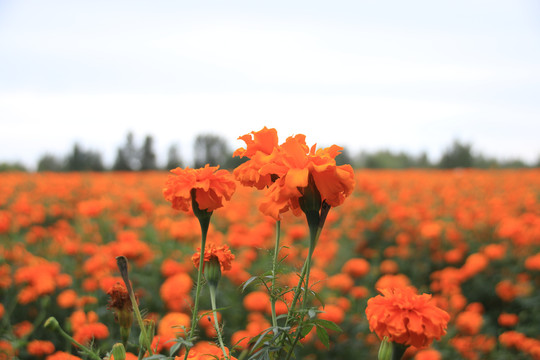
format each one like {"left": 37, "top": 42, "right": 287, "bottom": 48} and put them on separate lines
{"left": 242, "top": 276, "right": 259, "bottom": 292}
{"left": 308, "top": 308, "right": 317, "bottom": 319}
{"left": 300, "top": 323, "right": 315, "bottom": 338}
{"left": 311, "top": 289, "right": 325, "bottom": 307}
{"left": 316, "top": 325, "right": 330, "bottom": 349}
{"left": 169, "top": 341, "right": 183, "bottom": 357}
{"left": 315, "top": 319, "right": 342, "bottom": 332}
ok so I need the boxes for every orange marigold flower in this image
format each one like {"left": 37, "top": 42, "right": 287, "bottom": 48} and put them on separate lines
{"left": 496, "top": 280, "right": 518, "bottom": 302}
{"left": 69, "top": 310, "right": 109, "bottom": 345}
{"left": 160, "top": 272, "right": 193, "bottom": 312}
{"left": 374, "top": 274, "right": 412, "bottom": 291}
{"left": 243, "top": 291, "right": 270, "bottom": 313}
{"left": 365, "top": 287, "right": 450, "bottom": 348}
{"left": 192, "top": 243, "right": 235, "bottom": 272}
{"left": 235, "top": 129, "right": 355, "bottom": 219}
{"left": 0, "top": 303, "right": 4, "bottom": 320}
{"left": 342, "top": 258, "right": 370, "bottom": 278}
{"left": 380, "top": 259, "right": 399, "bottom": 274}
{"left": 27, "top": 340, "right": 55, "bottom": 356}
{"left": 13, "top": 320, "right": 33, "bottom": 338}
{"left": 0, "top": 340, "right": 15, "bottom": 360}
{"left": 157, "top": 312, "right": 190, "bottom": 350}
{"left": 233, "top": 127, "right": 280, "bottom": 190}
{"left": 45, "top": 351, "right": 82, "bottom": 360}
{"left": 257, "top": 134, "right": 355, "bottom": 220}
{"left": 498, "top": 313, "right": 519, "bottom": 327}
{"left": 327, "top": 273, "right": 354, "bottom": 293}
{"left": 318, "top": 304, "right": 345, "bottom": 324}
{"left": 455, "top": 310, "right": 483, "bottom": 335}
{"left": 499, "top": 330, "right": 525, "bottom": 349}
{"left": 415, "top": 348, "right": 442, "bottom": 360}
{"left": 163, "top": 165, "right": 236, "bottom": 213}
{"left": 350, "top": 286, "right": 370, "bottom": 299}
{"left": 525, "top": 253, "right": 540, "bottom": 271}
{"left": 183, "top": 341, "right": 238, "bottom": 360}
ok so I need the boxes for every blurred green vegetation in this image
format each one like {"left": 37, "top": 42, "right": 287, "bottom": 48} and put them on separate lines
{"left": 1, "top": 133, "right": 538, "bottom": 172}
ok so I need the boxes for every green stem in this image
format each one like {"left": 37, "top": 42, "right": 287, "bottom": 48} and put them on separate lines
{"left": 284, "top": 210, "right": 320, "bottom": 360}
{"left": 185, "top": 208, "right": 210, "bottom": 360}
{"left": 284, "top": 260, "right": 308, "bottom": 328}
{"left": 284, "top": 240, "right": 316, "bottom": 360}
{"left": 270, "top": 220, "right": 281, "bottom": 330}
{"left": 116, "top": 256, "right": 153, "bottom": 356}
{"left": 209, "top": 285, "right": 228, "bottom": 359}
{"left": 45, "top": 318, "right": 101, "bottom": 360}
{"left": 129, "top": 291, "right": 152, "bottom": 355}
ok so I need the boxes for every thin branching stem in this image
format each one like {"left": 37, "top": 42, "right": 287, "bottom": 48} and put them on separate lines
{"left": 270, "top": 220, "right": 281, "bottom": 329}
{"left": 209, "top": 285, "right": 229, "bottom": 359}
{"left": 184, "top": 227, "right": 208, "bottom": 360}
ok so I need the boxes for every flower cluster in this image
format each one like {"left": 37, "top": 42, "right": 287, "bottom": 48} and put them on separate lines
{"left": 234, "top": 127, "right": 356, "bottom": 219}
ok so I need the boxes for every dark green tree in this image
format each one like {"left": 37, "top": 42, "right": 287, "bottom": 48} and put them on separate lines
{"left": 113, "top": 132, "right": 140, "bottom": 171}
{"left": 64, "top": 143, "right": 104, "bottom": 171}
{"left": 439, "top": 140, "right": 474, "bottom": 169}
{"left": 37, "top": 154, "right": 63, "bottom": 172}
{"left": 166, "top": 144, "right": 183, "bottom": 170}
{"left": 413, "top": 152, "right": 427, "bottom": 168}
{"left": 193, "top": 134, "right": 230, "bottom": 168}
{"left": 0, "top": 162, "right": 27, "bottom": 172}
{"left": 336, "top": 147, "right": 354, "bottom": 167}
{"left": 140, "top": 135, "right": 157, "bottom": 171}
{"left": 65, "top": 143, "right": 85, "bottom": 171}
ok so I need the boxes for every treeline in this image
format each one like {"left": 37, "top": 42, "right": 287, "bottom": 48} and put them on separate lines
{"left": 35, "top": 132, "right": 246, "bottom": 172}
{"left": 0, "top": 133, "right": 538, "bottom": 172}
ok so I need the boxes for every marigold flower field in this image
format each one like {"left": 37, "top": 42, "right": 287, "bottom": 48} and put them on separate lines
{"left": 1, "top": 169, "right": 539, "bottom": 359}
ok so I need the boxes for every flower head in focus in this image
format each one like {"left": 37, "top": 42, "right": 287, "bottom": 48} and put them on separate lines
{"left": 365, "top": 287, "right": 450, "bottom": 348}
{"left": 233, "top": 128, "right": 355, "bottom": 220}
{"left": 233, "top": 127, "right": 280, "bottom": 190}
{"left": 163, "top": 165, "right": 236, "bottom": 213}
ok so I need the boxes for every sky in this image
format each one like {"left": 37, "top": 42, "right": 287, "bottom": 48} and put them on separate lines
{"left": 1, "top": 0, "right": 539, "bottom": 169}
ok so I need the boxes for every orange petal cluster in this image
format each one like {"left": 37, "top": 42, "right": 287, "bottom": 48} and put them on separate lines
{"left": 365, "top": 287, "right": 450, "bottom": 348}
{"left": 233, "top": 127, "right": 279, "bottom": 190}
{"left": 234, "top": 128, "right": 355, "bottom": 219}
{"left": 192, "top": 243, "right": 235, "bottom": 271}
{"left": 27, "top": 340, "right": 55, "bottom": 356}
{"left": 69, "top": 310, "right": 109, "bottom": 345}
{"left": 163, "top": 165, "right": 236, "bottom": 213}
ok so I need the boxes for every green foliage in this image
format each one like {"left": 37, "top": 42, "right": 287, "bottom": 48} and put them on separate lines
{"left": 193, "top": 134, "right": 231, "bottom": 169}
{"left": 64, "top": 143, "right": 104, "bottom": 171}
{"left": 0, "top": 162, "right": 27, "bottom": 172}
{"left": 439, "top": 140, "right": 474, "bottom": 168}
{"left": 357, "top": 150, "right": 430, "bottom": 169}
{"left": 37, "top": 154, "right": 64, "bottom": 172}
{"left": 140, "top": 135, "right": 158, "bottom": 171}
{"left": 166, "top": 144, "right": 183, "bottom": 170}
{"left": 113, "top": 132, "right": 140, "bottom": 171}
{"left": 13, "top": 134, "right": 539, "bottom": 171}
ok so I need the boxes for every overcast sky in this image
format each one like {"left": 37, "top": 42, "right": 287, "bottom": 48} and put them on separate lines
{"left": 1, "top": 0, "right": 539, "bottom": 169}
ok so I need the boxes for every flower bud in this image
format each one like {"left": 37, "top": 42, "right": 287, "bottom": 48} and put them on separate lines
{"left": 139, "top": 318, "right": 155, "bottom": 352}
{"left": 111, "top": 343, "right": 126, "bottom": 360}
{"left": 44, "top": 317, "right": 60, "bottom": 332}
{"left": 378, "top": 337, "right": 393, "bottom": 360}
{"left": 204, "top": 256, "right": 222, "bottom": 289}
